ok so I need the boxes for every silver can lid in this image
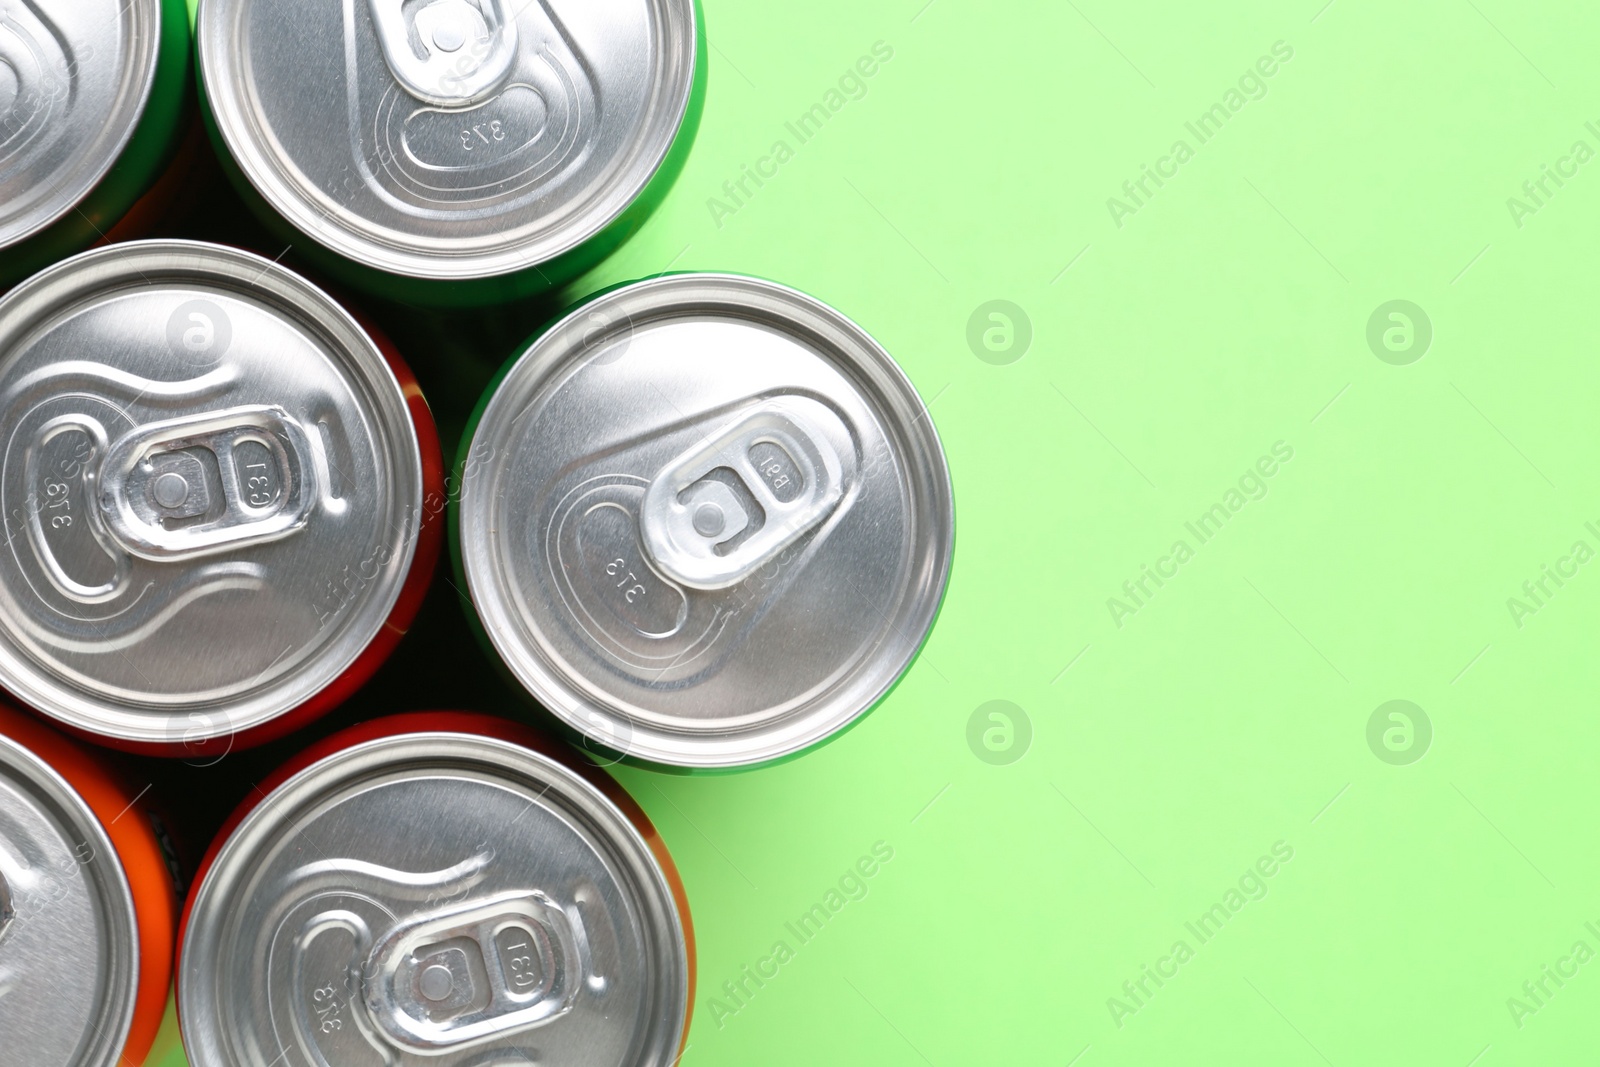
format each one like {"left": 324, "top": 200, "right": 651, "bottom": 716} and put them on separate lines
{"left": 0, "top": 241, "right": 426, "bottom": 745}
{"left": 0, "top": 0, "right": 166, "bottom": 249}
{"left": 460, "top": 274, "right": 955, "bottom": 767}
{"left": 180, "top": 730, "right": 689, "bottom": 1066}
{"left": 197, "top": 0, "right": 698, "bottom": 281}
{"left": 0, "top": 731, "right": 138, "bottom": 1067}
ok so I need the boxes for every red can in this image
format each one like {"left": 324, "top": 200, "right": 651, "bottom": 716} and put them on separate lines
{"left": 0, "top": 241, "right": 443, "bottom": 755}
{"left": 178, "top": 712, "right": 694, "bottom": 1067}
{"left": 0, "top": 702, "right": 178, "bottom": 1066}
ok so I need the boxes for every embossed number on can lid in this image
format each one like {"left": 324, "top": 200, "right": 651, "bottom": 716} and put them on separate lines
{"left": 197, "top": 0, "right": 698, "bottom": 280}
{"left": 459, "top": 274, "right": 955, "bottom": 768}
{"left": 178, "top": 733, "right": 688, "bottom": 1067}
{"left": 0, "top": 733, "right": 138, "bottom": 1067}
{"left": 0, "top": 242, "right": 426, "bottom": 745}
{"left": 0, "top": 0, "right": 167, "bottom": 248}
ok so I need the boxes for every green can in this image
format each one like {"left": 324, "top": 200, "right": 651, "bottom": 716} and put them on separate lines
{"left": 451, "top": 274, "right": 956, "bottom": 771}
{"left": 194, "top": 0, "right": 705, "bottom": 307}
{"left": 0, "top": 0, "right": 191, "bottom": 287}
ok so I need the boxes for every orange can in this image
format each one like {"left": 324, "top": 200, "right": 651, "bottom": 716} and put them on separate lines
{"left": 0, "top": 703, "right": 177, "bottom": 1066}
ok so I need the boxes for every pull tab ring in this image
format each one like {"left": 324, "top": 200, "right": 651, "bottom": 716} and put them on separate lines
{"left": 97, "top": 405, "right": 319, "bottom": 562}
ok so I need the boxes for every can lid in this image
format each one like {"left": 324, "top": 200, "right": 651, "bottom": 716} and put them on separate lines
{"left": 0, "top": 241, "right": 426, "bottom": 745}
{"left": 197, "top": 0, "right": 697, "bottom": 281}
{"left": 0, "top": 731, "right": 138, "bottom": 1067}
{"left": 0, "top": 0, "right": 166, "bottom": 248}
{"left": 180, "top": 731, "right": 689, "bottom": 1066}
{"left": 460, "top": 274, "right": 955, "bottom": 767}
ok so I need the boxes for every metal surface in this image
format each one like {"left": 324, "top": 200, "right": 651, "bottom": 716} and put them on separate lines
{"left": 197, "top": 0, "right": 698, "bottom": 280}
{"left": 0, "top": 241, "right": 425, "bottom": 745}
{"left": 460, "top": 274, "right": 955, "bottom": 768}
{"left": 0, "top": 0, "right": 164, "bottom": 248}
{"left": 640, "top": 397, "right": 852, "bottom": 590}
{"left": 0, "top": 732, "right": 138, "bottom": 1067}
{"left": 180, "top": 732, "right": 689, "bottom": 1066}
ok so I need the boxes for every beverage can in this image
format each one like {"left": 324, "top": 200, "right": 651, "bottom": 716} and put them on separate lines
{"left": 0, "top": 0, "right": 191, "bottom": 285}
{"left": 0, "top": 241, "right": 443, "bottom": 753}
{"left": 0, "top": 702, "right": 178, "bottom": 1065}
{"left": 455, "top": 273, "right": 955, "bottom": 768}
{"left": 178, "top": 711, "right": 694, "bottom": 1065}
{"left": 195, "top": 0, "right": 704, "bottom": 305}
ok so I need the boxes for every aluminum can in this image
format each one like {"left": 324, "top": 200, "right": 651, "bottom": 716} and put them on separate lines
{"left": 0, "top": 241, "right": 443, "bottom": 754}
{"left": 0, "top": 0, "right": 191, "bottom": 286}
{"left": 195, "top": 0, "right": 705, "bottom": 306}
{"left": 455, "top": 273, "right": 955, "bottom": 769}
{"left": 0, "top": 701, "right": 178, "bottom": 1066}
{"left": 178, "top": 711, "right": 694, "bottom": 1066}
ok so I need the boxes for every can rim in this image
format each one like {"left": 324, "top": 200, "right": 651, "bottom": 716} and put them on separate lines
{"left": 178, "top": 729, "right": 690, "bottom": 1066}
{"left": 0, "top": 731, "right": 139, "bottom": 1067}
{"left": 0, "top": 240, "right": 425, "bottom": 744}
{"left": 460, "top": 272, "right": 956, "bottom": 768}
{"left": 1, "top": 0, "right": 165, "bottom": 249}
{"left": 195, "top": 0, "right": 698, "bottom": 281}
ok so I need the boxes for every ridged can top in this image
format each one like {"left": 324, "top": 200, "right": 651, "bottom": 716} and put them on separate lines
{"left": 0, "top": 241, "right": 426, "bottom": 745}
{"left": 179, "top": 730, "right": 690, "bottom": 1066}
{"left": 197, "top": 0, "right": 698, "bottom": 280}
{"left": 0, "top": 0, "right": 166, "bottom": 248}
{"left": 459, "top": 274, "right": 955, "bottom": 767}
{"left": 0, "top": 730, "right": 137, "bottom": 1067}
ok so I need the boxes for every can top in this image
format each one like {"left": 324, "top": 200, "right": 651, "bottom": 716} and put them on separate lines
{"left": 197, "top": 0, "right": 698, "bottom": 280}
{"left": 0, "top": 241, "right": 426, "bottom": 745}
{"left": 180, "top": 730, "right": 689, "bottom": 1067}
{"left": 0, "top": 731, "right": 138, "bottom": 1067}
{"left": 0, "top": 0, "right": 166, "bottom": 248}
{"left": 460, "top": 274, "right": 955, "bottom": 767}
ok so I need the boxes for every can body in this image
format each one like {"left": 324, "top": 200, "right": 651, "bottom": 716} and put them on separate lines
{"left": 0, "top": 241, "right": 443, "bottom": 754}
{"left": 179, "top": 711, "right": 694, "bottom": 1066}
{"left": 0, "top": 702, "right": 178, "bottom": 1066}
{"left": 453, "top": 273, "right": 955, "bottom": 770}
{"left": 0, "top": 0, "right": 192, "bottom": 287}
{"left": 195, "top": 0, "right": 705, "bottom": 306}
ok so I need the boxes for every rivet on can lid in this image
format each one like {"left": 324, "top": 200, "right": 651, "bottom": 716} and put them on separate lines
{"left": 151, "top": 472, "right": 190, "bottom": 509}
{"left": 419, "top": 964, "right": 454, "bottom": 1002}
{"left": 691, "top": 503, "right": 725, "bottom": 538}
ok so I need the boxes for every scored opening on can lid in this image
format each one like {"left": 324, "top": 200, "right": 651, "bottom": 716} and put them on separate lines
{"left": 0, "top": 241, "right": 426, "bottom": 745}
{"left": 459, "top": 274, "right": 956, "bottom": 768}
{"left": 0, "top": 0, "right": 166, "bottom": 249}
{"left": 0, "top": 732, "right": 138, "bottom": 1067}
{"left": 197, "top": 0, "right": 698, "bottom": 280}
{"left": 179, "top": 731, "right": 689, "bottom": 1067}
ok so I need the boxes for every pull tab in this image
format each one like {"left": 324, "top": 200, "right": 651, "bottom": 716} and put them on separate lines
{"left": 641, "top": 398, "right": 853, "bottom": 590}
{"left": 364, "top": 890, "right": 583, "bottom": 1054}
{"left": 97, "top": 405, "right": 318, "bottom": 562}
{"left": 368, "top": 0, "right": 519, "bottom": 106}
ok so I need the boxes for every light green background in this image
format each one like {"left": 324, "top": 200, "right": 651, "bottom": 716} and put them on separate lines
{"left": 164, "top": 0, "right": 1600, "bottom": 1063}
